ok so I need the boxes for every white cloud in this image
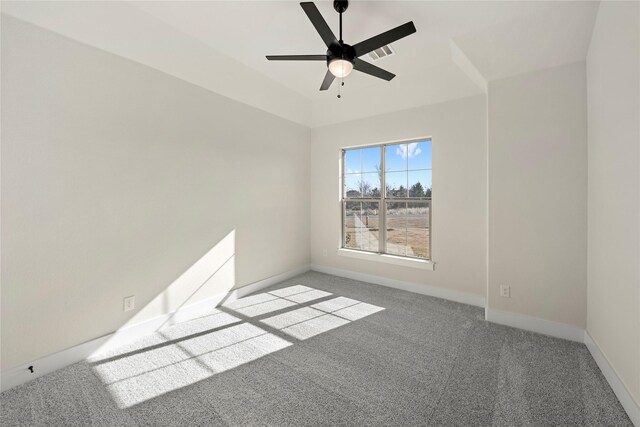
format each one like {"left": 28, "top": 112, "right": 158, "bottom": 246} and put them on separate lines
{"left": 396, "top": 143, "right": 422, "bottom": 160}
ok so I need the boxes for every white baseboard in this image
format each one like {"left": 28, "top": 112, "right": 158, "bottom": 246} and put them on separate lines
{"left": 310, "top": 263, "right": 485, "bottom": 307}
{"left": 229, "top": 265, "right": 310, "bottom": 301}
{"left": 584, "top": 331, "right": 640, "bottom": 426}
{"left": 312, "top": 265, "right": 584, "bottom": 341}
{"left": 484, "top": 308, "right": 584, "bottom": 342}
{"left": 0, "top": 265, "right": 309, "bottom": 393}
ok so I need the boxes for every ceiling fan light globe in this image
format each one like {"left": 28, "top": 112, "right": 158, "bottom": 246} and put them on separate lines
{"left": 328, "top": 59, "right": 353, "bottom": 78}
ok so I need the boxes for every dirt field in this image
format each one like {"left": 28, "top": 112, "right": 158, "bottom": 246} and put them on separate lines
{"left": 344, "top": 214, "right": 430, "bottom": 259}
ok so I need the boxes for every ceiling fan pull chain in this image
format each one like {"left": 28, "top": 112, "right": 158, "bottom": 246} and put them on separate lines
{"left": 338, "top": 7, "right": 343, "bottom": 99}
{"left": 338, "top": 57, "right": 344, "bottom": 98}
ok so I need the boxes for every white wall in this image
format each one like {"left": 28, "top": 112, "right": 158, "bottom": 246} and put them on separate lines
{"left": 586, "top": 1, "right": 640, "bottom": 406}
{"left": 1, "top": 2, "right": 312, "bottom": 126}
{"left": 310, "top": 95, "right": 487, "bottom": 301}
{"left": 487, "top": 62, "right": 588, "bottom": 328}
{"left": 1, "top": 16, "right": 310, "bottom": 371}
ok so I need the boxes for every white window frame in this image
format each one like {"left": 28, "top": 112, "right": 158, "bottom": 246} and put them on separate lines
{"left": 340, "top": 138, "right": 432, "bottom": 265}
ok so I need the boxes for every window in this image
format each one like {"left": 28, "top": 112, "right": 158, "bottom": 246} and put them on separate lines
{"left": 342, "top": 140, "right": 432, "bottom": 260}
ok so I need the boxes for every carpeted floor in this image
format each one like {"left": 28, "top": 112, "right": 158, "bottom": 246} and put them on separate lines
{"left": 0, "top": 271, "right": 632, "bottom": 426}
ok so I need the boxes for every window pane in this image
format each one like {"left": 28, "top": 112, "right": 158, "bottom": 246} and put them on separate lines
{"left": 361, "top": 172, "right": 381, "bottom": 197}
{"left": 344, "top": 174, "right": 361, "bottom": 198}
{"left": 385, "top": 202, "right": 407, "bottom": 256}
{"left": 344, "top": 146, "right": 381, "bottom": 174}
{"left": 344, "top": 150, "right": 360, "bottom": 174}
{"left": 385, "top": 171, "right": 407, "bottom": 198}
{"left": 344, "top": 173, "right": 380, "bottom": 198}
{"left": 344, "top": 201, "right": 379, "bottom": 252}
{"left": 361, "top": 147, "right": 381, "bottom": 173}
{"left": 408, "top": 140, "right": 432, "bottom": 170}
{"left": 385, "top": 201, "right": 430, "bottom": 259}
{"left": 406, "top": 201, "right": 430, "bottom": 259}
{"left": 385, "top": 143, "right": 408, "bottom": 172}
{"left": 408, "top": 170, "right": 432, "bottom": 197}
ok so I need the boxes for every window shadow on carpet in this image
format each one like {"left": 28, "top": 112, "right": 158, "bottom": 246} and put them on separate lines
{"left": 89, "top": 285, "right": 384, "bottom": 408}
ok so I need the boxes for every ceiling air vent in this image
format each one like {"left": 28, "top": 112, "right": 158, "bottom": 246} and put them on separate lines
{"left": 369, "top": 44, "right": 395, "bottom": 61}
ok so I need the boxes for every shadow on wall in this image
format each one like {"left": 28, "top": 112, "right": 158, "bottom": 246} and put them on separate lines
{"left": 88, "top": 284, "right": 385, "bottom": 408}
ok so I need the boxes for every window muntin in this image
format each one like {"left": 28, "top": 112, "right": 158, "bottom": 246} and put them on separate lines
{"left": 341, "top": 140, "right": 432, "bottom": 260}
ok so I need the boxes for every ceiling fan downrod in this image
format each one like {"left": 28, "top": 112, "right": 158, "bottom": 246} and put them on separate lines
{"left": 335, "top": 1, "right": 348, "bottom": 98}
{"left": 335, "top": 0, "right": 347, "bottom": 42}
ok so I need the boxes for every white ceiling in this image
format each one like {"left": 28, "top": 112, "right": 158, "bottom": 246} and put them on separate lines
{"left": 2, "top": 1, "right": 600, "bottom": 127}
{"left": 452, "top": 1, "right": 599, "bottom": 81}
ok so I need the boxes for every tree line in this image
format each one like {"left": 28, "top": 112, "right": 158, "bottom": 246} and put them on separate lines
{"left": 346, "top": 181, "right": 432, "bottom": 198}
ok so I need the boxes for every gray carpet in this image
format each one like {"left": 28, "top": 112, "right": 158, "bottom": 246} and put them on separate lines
{"left": 0, "top": 271, "right": 632, "bottom": 426}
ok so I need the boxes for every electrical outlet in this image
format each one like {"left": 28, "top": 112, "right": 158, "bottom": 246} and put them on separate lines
{"left": 500, "top": 285, "right": 510, "bottom": 298}
{"left": 123, "top": 295, "right": 135, "bottom": 312}
{"left": 323, "top": 248, "right": 328, "bottom": 257}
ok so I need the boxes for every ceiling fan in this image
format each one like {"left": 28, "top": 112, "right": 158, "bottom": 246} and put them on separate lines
{"left": 266, "top": 1, "right": 416, "bottom": 92}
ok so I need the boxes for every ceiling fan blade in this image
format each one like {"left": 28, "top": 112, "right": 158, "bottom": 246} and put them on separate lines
{"left": 266, "top": 55, "right": 326, "bottom": 61}
{"left": 353, "top": 21, "right": 416, "bottom": 57}
{"left": 319, "top": 69, "right": 335, "bottom": 91}
{"left": 300, "top": 2, "right": 338, "bottom": 48}
{"left": 353, "top": 59, "right": 395, "bottom": 81}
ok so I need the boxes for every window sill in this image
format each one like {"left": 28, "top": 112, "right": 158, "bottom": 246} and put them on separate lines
{"left": 337, "top": 249, "right": 435, "bottom": 270}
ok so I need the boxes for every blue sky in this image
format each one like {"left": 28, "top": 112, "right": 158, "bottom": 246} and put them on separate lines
{"left": 344, "top": 141, "right": 432, "bottom": 193}
{"left": 385, "top": 141, "right": 432, "bottom": 171}
{"left": 345, "top": 146, "right": 380, "bottom": 173}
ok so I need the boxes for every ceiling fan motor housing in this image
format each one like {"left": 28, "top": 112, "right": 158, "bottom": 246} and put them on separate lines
{"left": 327, "top": 42, "right": 356, "bottom": 67}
